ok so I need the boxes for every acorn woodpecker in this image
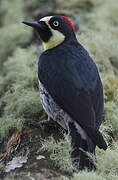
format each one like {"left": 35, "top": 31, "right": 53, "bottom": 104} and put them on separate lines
{"left": 22, "top": 15, "right": 107, "bottom": 171}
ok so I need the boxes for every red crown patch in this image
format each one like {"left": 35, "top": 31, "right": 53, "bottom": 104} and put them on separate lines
{"left": 61, "top": 16, "right": 76, "bottom": 32}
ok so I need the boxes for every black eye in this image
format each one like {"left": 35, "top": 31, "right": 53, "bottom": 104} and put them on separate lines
{"left": 53, "top": 21, "right": 59, "bottom": 27}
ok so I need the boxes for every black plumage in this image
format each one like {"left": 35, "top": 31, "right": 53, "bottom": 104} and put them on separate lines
{"left": 38, "top": 36, "right": 107, "bottom": 148}
{"left": 22, "top": 16, "right": 107, "bottom": 171}
{"left": 38, "top": 36, "right": 107, "bottom": 170}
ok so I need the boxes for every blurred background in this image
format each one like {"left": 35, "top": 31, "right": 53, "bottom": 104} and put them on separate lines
{"left": 0, "top": 0, "right": 118, "bottom": 179}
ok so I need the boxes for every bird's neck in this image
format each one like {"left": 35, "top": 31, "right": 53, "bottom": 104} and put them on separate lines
{"left": 42, "top": 31, "right": 65, "bottom": 51}
{"left": 42, "top": 38, "right": 64, "bottom": 51}
{"left": 42, "top": 33, "right": 77, "bottom": 51}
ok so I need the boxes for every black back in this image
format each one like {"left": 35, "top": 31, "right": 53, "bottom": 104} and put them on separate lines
{"left": 38, "top": 36, "right": 107, "bottom": 150}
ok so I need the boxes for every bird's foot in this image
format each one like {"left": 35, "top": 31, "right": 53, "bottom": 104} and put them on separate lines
{"left": 38, "top": 117, "right": 51, "bottom": 124}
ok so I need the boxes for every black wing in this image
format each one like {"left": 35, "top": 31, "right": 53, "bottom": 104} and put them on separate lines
{"left": 38, "top": 48, "right": 107, "bottom": 150}
{"left": 49, "top": 77, "right": 107, "bottom": 150}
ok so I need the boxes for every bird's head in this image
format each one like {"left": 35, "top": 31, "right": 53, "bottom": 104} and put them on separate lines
{"left": 22, "top": 15, "right": 76, "bottom": 51}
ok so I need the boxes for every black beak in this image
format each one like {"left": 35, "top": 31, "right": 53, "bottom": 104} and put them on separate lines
{"left": 22, "top": 20, "right": 52, "bottom": 42}
{"left": 22, "top": 20, "right": 40, "bottom": 28}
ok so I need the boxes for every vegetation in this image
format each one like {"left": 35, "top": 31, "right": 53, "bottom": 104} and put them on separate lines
{"left": 41, "top": 135, "right": 73, "bottom": 173}
{"left": 0, "top": 0, "right": 118, "bottom": 179}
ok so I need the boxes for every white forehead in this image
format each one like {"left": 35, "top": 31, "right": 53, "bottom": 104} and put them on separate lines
{"left": 39, "top": 16, "right": 53, "bottom": 23}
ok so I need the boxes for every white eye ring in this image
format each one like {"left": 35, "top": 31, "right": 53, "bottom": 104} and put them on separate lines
{"left": 53, "top": 21, "right": 59, "bottom": 27}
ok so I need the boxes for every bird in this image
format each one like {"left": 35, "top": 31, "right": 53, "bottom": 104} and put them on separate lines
{"left": 22, "top": 15, "right": 107, "bottom": 171}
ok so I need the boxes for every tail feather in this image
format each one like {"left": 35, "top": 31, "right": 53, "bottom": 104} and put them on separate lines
{"left": 83, "top": 126, "right": 107, "bottom": 150}
{"left": 69, "top": 122, "right": 96, "bottom": 171}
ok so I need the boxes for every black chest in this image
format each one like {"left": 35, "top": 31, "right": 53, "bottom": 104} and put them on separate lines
{"left": 38, "top": 44, "right": 99, "bottom": 94}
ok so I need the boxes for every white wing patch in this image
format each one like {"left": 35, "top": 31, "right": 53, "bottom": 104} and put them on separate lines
{"left": 38, "top": 80, "right": 87, "bottom": 140}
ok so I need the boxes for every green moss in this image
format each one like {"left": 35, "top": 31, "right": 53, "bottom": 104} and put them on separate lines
{"left": 72, "top": 172, "right": 105, "bottom": 180}
{"left": 55, "top": 0, "right": 95, "bottom": 14}
{"left": 3, "top": 172, "right": 39, "bottom": 180}
{"left": 0, "top": 76, "right": 4, "bottom": 95}
{"left": 0, "top": 115, "right": 23, "bottom": 139}
{"left": 0, "top": 24, "right": 32, "bottom": 66}
{"left": 0, "top": 0, "right": 26, "bottom": 26}
{"left": 96, "top": 144, "right": 118, "bottom": 177}
{"left": 0, "top": 47, "right": 43, "bottom": 139}
{"left": 91, "top": 0, "right": 118, "bottom": 28}
{"left": 0, "top": 0, "right": 32, "bottom": 67}
{"left": 103, "top": 75, "right": 118, "bottom": 102}
{"left": 3, "top": 85, "right": 40, "bottom": 118}
{"left": 1, "top": 47, "right": 37, "bottom": 93}
{"left": 41, "top": 134, "right": 73, "bottom": 173}
{"left": 54, "top": 145, "right": 118, "bottom": 180}
{"left": 55, "top": 172, "right": 118, "bottom": 180}
{"left": 78, "top": 30, "right": 118, "bottom": 74}
{"left": 104, "top": 101, "right": 118, "bottom": 134}
{"left": 0, "top": 46, "right": 43, "bottom": 140}
{"left": 53, "top": 172, "right": 105, "bottom": 180}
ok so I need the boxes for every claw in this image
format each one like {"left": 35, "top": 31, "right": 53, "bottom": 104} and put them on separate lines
{"left": 39, "top": 118, "right": 51, "bottom": 124}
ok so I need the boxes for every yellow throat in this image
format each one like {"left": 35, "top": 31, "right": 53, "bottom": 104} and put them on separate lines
{"left": 42, "top": 30, "right": 65, "bottom": 51}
